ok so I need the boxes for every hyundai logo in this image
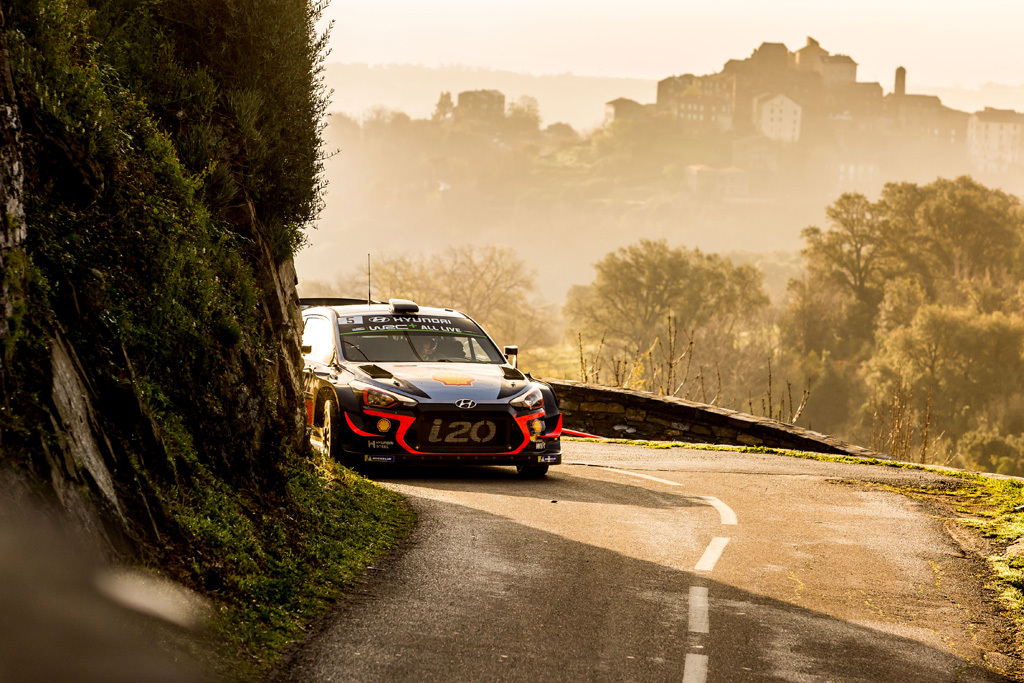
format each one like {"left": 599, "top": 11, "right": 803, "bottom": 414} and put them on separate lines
{"left": 455, "top": 399, "right": 477, "bottom": 409}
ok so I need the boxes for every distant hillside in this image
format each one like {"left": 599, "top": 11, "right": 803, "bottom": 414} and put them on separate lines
{"left": 323, "top": 62, "right": 657, "bottom": 131}
{"left": 915, "top": 82, "right": 1024, "bottom": 115}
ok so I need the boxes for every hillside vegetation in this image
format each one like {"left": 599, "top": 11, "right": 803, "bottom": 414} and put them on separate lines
{"left": 0, "top": 0, "right": 411, "bottom": 677}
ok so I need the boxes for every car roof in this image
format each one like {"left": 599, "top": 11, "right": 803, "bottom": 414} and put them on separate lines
{"left": 299, "top": 298, "right": 469, "bottom": 320}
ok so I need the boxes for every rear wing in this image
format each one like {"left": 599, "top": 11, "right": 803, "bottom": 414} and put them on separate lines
{"left": 299, "top": 297, "right": 383, "bottom": 310}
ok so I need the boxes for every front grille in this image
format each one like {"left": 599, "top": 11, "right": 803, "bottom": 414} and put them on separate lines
{"left": 414, "top": 412, "right": 517, "bottom": 453}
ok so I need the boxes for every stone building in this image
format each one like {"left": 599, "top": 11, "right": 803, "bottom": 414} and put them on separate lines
{"left": 657, "top": 74, "right": 734, "bottom": 132}
{"left": 820, "top": 54, "right": 857, "bottom": 87}
{"left": 967, "top": 107, "right": 1024, "bottom": 173}
{"left": 455, "top": 89, "right": 505, "bottom": 122}
{"left": 604, "top": 97, "right": 648, "bottom": 124}
{"left": 752, "top": 93, "right": 802, "bottom": 143}
{"left": 794, "top": 37, "right": 828, "bottom": 73}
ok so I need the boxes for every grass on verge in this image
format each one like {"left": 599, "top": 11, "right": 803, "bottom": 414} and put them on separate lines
{"left": 161, "top": 449, "right": 415, "bottom": 681}
{"left": 567, "top": 436, "right": 1024, "bottom": 633}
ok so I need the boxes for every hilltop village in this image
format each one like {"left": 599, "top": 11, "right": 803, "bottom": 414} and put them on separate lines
{"left": 441, "top": 38, "right": 1024, "bottom": 200}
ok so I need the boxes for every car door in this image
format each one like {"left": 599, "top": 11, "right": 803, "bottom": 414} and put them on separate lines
{"left": 300, "top": 314, "right": 337, "bottom": 423}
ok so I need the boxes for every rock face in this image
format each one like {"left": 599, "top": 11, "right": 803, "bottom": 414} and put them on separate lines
{"left": 0, "top": 1, "right": 24, "bottom": 349}
{"left": 2, "top": 5, "right": 123, "bottom": 548}
{"left": 548, "top": 378, "right": 884, "bottom": 458}
{"left": 0, "top": 2, "right": 310, "bottom": 552}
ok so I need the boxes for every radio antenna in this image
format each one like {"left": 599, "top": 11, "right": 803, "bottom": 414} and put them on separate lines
{"left": 367, "top": 254, "right": 371, "bottom": 305}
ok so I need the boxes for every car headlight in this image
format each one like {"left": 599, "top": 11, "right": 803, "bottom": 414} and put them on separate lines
{"left": 510, "top": 386, "right": 544, "bottom": 410}
{"left": 350, "top": 380, "right": 418, "bottom": 409}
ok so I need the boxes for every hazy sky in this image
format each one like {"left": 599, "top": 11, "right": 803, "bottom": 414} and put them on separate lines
{"left": 320, "top": 0, "right": 1024, "bottom": 89}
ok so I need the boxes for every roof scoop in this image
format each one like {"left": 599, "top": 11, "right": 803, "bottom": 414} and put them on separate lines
{"left": 360, "top": 364, "right": 394, "bottom": 379}
{"left": 502, "top": 366, "right": 526, "bottom": 381}
{"left": 389, "top": 298, "right": 419, "bottom": 314}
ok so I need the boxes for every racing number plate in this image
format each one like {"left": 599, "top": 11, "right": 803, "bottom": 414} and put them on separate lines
{"left": 419, "top": 417, "right": 508, "bottom": 451}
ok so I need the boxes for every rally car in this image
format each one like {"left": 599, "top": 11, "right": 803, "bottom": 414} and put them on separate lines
{"left": 299, "top": 298, "right": 562, "bottom": 476}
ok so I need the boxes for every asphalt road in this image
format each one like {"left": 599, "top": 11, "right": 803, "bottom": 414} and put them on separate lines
{"left": 268, "top": 442, "right": 1019, "bottom": 682}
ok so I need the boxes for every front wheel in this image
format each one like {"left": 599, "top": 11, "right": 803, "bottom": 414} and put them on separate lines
{"left": 322, "top": 398, "right": 359, "bottom": 468}
{"left": 516, "top": 464, "right": 549, "bottom": 478}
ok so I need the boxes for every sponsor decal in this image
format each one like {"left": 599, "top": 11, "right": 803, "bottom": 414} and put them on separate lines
{"left": 528, "top": 418, "right": 544, "bottom": 441}
{"left": 394, "top": 316, "right": 464, "bottom": 324}
{"left": 367, "top": 439, "right": 395, "bottom": 450}
{"left": 539, "top": 454, "right": 559, "bottom": 463}
{"left": 338, "top": 315, "right": 487, "bottom": 337}
{"left": 427, "top": 419, "right": 499, "bottom": 445}
{"left": 376, "top": 418, "right": 393, "bottom": 432}
{"left": 432, "top": 371, "right": 475, "bottom": 386}
{"left": 365, "top": 453, "right": 396, "bottom": 463}
{"left": 341, "top": 323, "right": 467, "bottom": 333}
{"left": 534, "top": 440, "right": 547, "bottom": 450}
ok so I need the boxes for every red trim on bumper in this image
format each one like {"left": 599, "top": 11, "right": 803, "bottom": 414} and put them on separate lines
{"left": 364, "top": 409, "right": 546, "bottom": 456}
{"left": 345, "top": 412, "right": 379, "bottom": 437}
{"left": 542, "top": 414, "right": 563, "bottom": 438}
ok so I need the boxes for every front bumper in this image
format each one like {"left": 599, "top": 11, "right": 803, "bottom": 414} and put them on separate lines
{"left": 340, "top": 404, "right": 562, "bottom": 465}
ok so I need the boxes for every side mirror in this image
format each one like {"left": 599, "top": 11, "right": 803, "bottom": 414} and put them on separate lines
{"left": 301, "top": 344, "right": 312, "bottom": 355}
{"left": 503, "top": 345, "right": 519, "bottom": 368}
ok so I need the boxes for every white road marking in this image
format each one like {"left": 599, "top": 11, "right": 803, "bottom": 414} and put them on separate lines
{"left": 683, "top": 653, "right": 708, "bottom": 683}
{"left": 571, "top": 463, "right": 732, "bottom": 682}
{"left": 595, "top": 467, "right": 682, "bottom": 487}
{"left": 701, "top": 496, "right": 738, "bottom": 525}
{"left": 585, "top": 468, "right": 739, "bottom": 526}
{"left": 695, "top": 537, "right": 731, "bottom": 572}
{"left": 688, "top": 586, "right": 709, "bottom": 633}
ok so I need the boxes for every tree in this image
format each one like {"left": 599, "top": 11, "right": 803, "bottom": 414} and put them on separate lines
{"left": 505, "top": 95, "right": 541, "bottom": 133}
{"left": 432, "top": 91, "right": 454, "bottom": 122}
{"left": 875, "top": 177, "right": 1024, "bottom": 301}
{"left": 301, "top": 245, "right": 557, "bottom": 349}
{"left": 562, "top": 239, "right": 781, "bottom": 406}
{"left": 802, "top": 193, "right": 887, "bottom": 310}
{"left": 566, "top": 239, "right": 768, "bottom": 353}
{"left": 780, "top": 276, "right": 852, "bottom": 357}
{"left": 569, "top": 239, "right": 770, "bottom": 356}
{"left": 869, "top": 305, "right": 1024, "bottom": 439}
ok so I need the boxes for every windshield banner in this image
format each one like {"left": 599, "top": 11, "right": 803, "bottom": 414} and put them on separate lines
{"left": 337, "top": 315, "right": 485, "bottom": 336}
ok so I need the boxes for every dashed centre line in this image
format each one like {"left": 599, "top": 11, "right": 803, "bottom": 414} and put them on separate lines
{"left": 683, "top": 653, "right": 709, "bottom": 683}
{"left": 695, "top": 537, "right": 731, "bottom": 573}
{"left": 688, "top": 586, "right": 710, "bottom": 633}
{"left": 576, "top": 464, "right": 733, "bottom": 683}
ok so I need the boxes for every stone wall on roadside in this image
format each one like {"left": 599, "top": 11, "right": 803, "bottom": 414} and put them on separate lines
{"left": 544, "top": 378, "right": 886, "bottom": 459}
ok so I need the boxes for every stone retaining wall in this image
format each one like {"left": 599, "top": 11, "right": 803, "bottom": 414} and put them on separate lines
{"left": 545, "top": 378, "right": 886, "bottom": 459}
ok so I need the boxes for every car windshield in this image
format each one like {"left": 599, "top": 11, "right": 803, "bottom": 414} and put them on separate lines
{"left": 336, "top": 314, "right": 507, "bottom": 364}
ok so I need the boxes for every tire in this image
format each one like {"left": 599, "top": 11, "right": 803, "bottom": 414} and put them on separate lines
{"left": 516, "top": 464, "right": 549, "bottom": 478}
{"left": 322, "top": 398, "right": 359, "bottom": 468}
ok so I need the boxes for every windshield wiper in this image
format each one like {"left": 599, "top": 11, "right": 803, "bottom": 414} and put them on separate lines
{"left": 341, "top": 339, "right": 371, "bottom": 361}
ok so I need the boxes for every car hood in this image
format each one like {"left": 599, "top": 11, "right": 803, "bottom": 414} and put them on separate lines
{"left": 368, "top": 363, "right": 530, "bottom": 403}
